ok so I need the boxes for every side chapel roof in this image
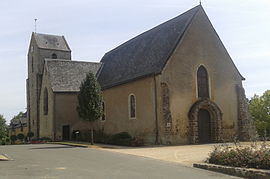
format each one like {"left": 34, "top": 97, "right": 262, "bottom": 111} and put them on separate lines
{"left": 45, "top": 59, "right": 102, "bottom": 92}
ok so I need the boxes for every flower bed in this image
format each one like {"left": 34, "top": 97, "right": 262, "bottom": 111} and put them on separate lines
{"left": 208, "top": 142, "right": 270, "bottom": 170}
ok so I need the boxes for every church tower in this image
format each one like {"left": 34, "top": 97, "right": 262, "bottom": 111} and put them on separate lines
{"left": 26, "top": 32, "right": 71, "bottom": 138}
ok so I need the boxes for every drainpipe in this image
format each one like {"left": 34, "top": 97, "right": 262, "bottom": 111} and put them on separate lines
{"left": 153, "top": 75, "right": 159, "bottom": 144}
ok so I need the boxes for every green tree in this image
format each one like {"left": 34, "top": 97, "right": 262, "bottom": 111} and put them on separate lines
{"left": 0, "top": 114, "right": 7, "bottom": 142}
{"left": 27, "top": 131, "right": 34, "bottom": 141}
{"left": 249, "top": 90, "right": 270, "bottom": 138}
{"left": 77, "top": 72, "right": 102, "bottom": 145}
{"left": 17, "top": 133, "right": 25, "bottom": 142}
{"left": 10, "top": 135, "right": 17, "bottom": 144}
{"left": 11, "top": 112, "right": 24, "bottom": 121}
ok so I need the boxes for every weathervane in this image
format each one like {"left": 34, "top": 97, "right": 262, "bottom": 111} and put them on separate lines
{"left": 34, "top": 18, "right": 37, "bottom": 33}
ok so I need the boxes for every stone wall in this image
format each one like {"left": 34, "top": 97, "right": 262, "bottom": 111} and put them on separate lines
{"left": 161, "top": 83, "right": 172, "bottom": 133}
{"left": 236, "top": 85, "right": 257, "bottom": 141}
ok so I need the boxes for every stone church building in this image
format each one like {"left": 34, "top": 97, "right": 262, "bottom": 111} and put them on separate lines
{"left": 26, "top": 5, "right": 254, "bottom": 144}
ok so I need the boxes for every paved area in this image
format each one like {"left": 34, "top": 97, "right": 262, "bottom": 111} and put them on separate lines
{"left": 101, "top": 143, "right": 216, "bottom": 167}
{"left": 56, "top": 141, "right": 270, "bottom": 167}
{"left": 0, "top": 144, "right": 239, "bottom": 179}
{"left": 54, "top": 141, "right": 220, "bottom": 166}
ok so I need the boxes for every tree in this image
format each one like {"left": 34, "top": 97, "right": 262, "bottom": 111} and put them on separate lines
{"left": 77, "top": 72, "right": 102, "bottom": 145}
{"left": 0, "top": 114, "right": 7, "bottom": 141}
{"left": 27, "top": 131, "right": 34, "bottom": 141}
{"left": 11, "top": 112, "right": 24, "bottom": 121}
{"left": 10, "top": 135, "right": 17, "bottom": 144}
{"left": 249, "top": 90, "right": 270, "bottom": 138}
{"left": 17, "top": 133, "right": 25, "bottom": 142}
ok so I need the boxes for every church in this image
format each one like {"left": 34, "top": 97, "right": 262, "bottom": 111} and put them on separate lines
{"left": 26, "top": 5, "right": 254, "bottom": 145}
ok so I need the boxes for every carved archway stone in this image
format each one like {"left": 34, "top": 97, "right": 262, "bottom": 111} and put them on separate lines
{"left": 188, "top": 99, "right": 223, "bottom": 144}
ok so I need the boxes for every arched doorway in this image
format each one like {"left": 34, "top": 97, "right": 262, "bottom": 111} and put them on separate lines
{"left": 188, "top": 99, "right": 223, "bottom": 144}
{"left": 198, "top": 109, "right": 211, "bottom": 143}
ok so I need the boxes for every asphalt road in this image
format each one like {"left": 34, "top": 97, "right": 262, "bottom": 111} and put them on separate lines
{"left": 0, "top": 144, "right": 239, "bottom": 179}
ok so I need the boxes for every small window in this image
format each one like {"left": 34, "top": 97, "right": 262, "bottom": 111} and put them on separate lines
{"left": 101, "top": 101, "right": 106, "bottom": 121}
{"left": 128, "top": 94, "right": 136, "bottom": 119}
{"left": 52, "top": 53, "right": 57, "bottom": 59}
{"left": 31, "top": 56, "right": 34, "bottom": 73}
{"left": 44, "top": 88, "right": 48, "bottom": 115}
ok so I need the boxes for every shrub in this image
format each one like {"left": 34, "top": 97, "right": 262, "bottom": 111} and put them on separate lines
{"left": 80, "top": 130, "right": 91, "bottom": 142}
{"left": 39, "top": 137, "right": 52, "bottom": 142}
{"left": 27, "top": 131, "right": 34, "bottom": 139}
{"left": 77, "top": 130, "right": 144, "bottom": 147}
{"left": 10, "top": 135, "right": 17, "bottom": 144}
{"left": 208, "top": 142, "right": 270, "bottom": 170}
{"left": 130, "top": 136, "right": 144, "bottom": 147}
{"left": 94, "top": 130, "right": 111, "bottom": 144}
{"left": 108, "top": 132, "right": 132, "bottom": 146}
{"left": 17, "top": 133, "right": 25, "bottom": 142}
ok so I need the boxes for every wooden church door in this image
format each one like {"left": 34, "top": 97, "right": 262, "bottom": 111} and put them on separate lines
{"left": 198, "top": 109, "right": 211, "bottom": 143}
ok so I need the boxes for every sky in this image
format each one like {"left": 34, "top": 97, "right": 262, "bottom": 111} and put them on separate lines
{"left": 0, "top": 0, "right": 269, "bottom": 122}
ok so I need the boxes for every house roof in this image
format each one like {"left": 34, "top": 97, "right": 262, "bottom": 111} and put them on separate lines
{"left": 33, "top": 33, "right": 71, "bottom": 51}
{"left": 45, "top": 59, "right": 102, "bottom": 92}
{"left": 98, "top": 5, "right": 201, "bottom": 89}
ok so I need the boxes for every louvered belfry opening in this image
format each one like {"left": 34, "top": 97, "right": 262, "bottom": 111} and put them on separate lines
{"left": 44, "top": 88, "right": 48, "bottom": 115}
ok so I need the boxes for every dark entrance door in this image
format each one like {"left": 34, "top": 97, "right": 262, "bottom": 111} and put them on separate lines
{"left": 62, "top": 125, "right": 70, "bottom": 141}
{"left": 198, "top": 109, "right": 211, "bottom": 143}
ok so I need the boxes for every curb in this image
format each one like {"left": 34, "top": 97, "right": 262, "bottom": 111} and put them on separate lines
{"left": 51, "top": 142, "right": 88, "bottom": 148}
{"left": 50, "top": 142, "right": 101, "bottom": 149}
{"left": 194, "top": 163, "right": 270, "bottom": 179}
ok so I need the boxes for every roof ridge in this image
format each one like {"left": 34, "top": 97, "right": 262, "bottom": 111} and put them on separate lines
{"left": 34, "top": 32, "right": 64, "bottom": 38}
{"left": 98, "top": 5, "right": 203, "bottom": 89}
{"left": 45, "top": 59, "right": 100, "bottom": 64}
{"left": 158, "top": 5, "right": 201, "bottom": 73}
{"left": 102, "top": 5, "right": 201, "bottom": 61}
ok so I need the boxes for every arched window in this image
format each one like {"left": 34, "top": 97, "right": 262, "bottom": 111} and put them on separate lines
{"left": 44, "top": 88, "right": 48, "bottom": 115}
{"left": 101, "top": 101, "right": 106, "bottom": 121}
{"left": 52, "top": 53, "right": 57, "bottom": 59}
{"left": 197, "top": 65, "right": 209, "bottom": 98}
{"left": 129, "top": 94, "right": 136, "bottom": 119}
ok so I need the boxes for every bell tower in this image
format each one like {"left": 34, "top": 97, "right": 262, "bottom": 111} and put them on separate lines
{"left": 26, "top": 32, "right": 71, "bottom": 138}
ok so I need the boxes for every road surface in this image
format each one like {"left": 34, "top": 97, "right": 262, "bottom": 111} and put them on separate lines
{"left": 0, "top": 144, "right": 239, "bottom": 179}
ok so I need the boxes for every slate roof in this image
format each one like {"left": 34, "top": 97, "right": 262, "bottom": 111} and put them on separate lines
{"left": 33, "top": 33, "right": 71, "bottom": 51}
{"left": 98, "top": 5, "right": 201, "bottom": 89}
{"left": 45, "top": 59, "right": 102, "bottom": 92}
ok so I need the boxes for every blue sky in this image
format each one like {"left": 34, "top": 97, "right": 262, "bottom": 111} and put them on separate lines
{"left": 0, "top": 0, "right": 269, "bottom": 122}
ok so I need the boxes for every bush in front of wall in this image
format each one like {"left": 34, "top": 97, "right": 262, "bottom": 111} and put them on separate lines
{"left": 10, "top": 135, "right": 17, "bottom": 144}
{"left": 17, "top": 133, "right": 25, "bottom": 142}
{"left": 208, "top": 142, "right": 270, "bottom": 170}
{"left": 108, "top": 132, "right": 132, "bottom": 146}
